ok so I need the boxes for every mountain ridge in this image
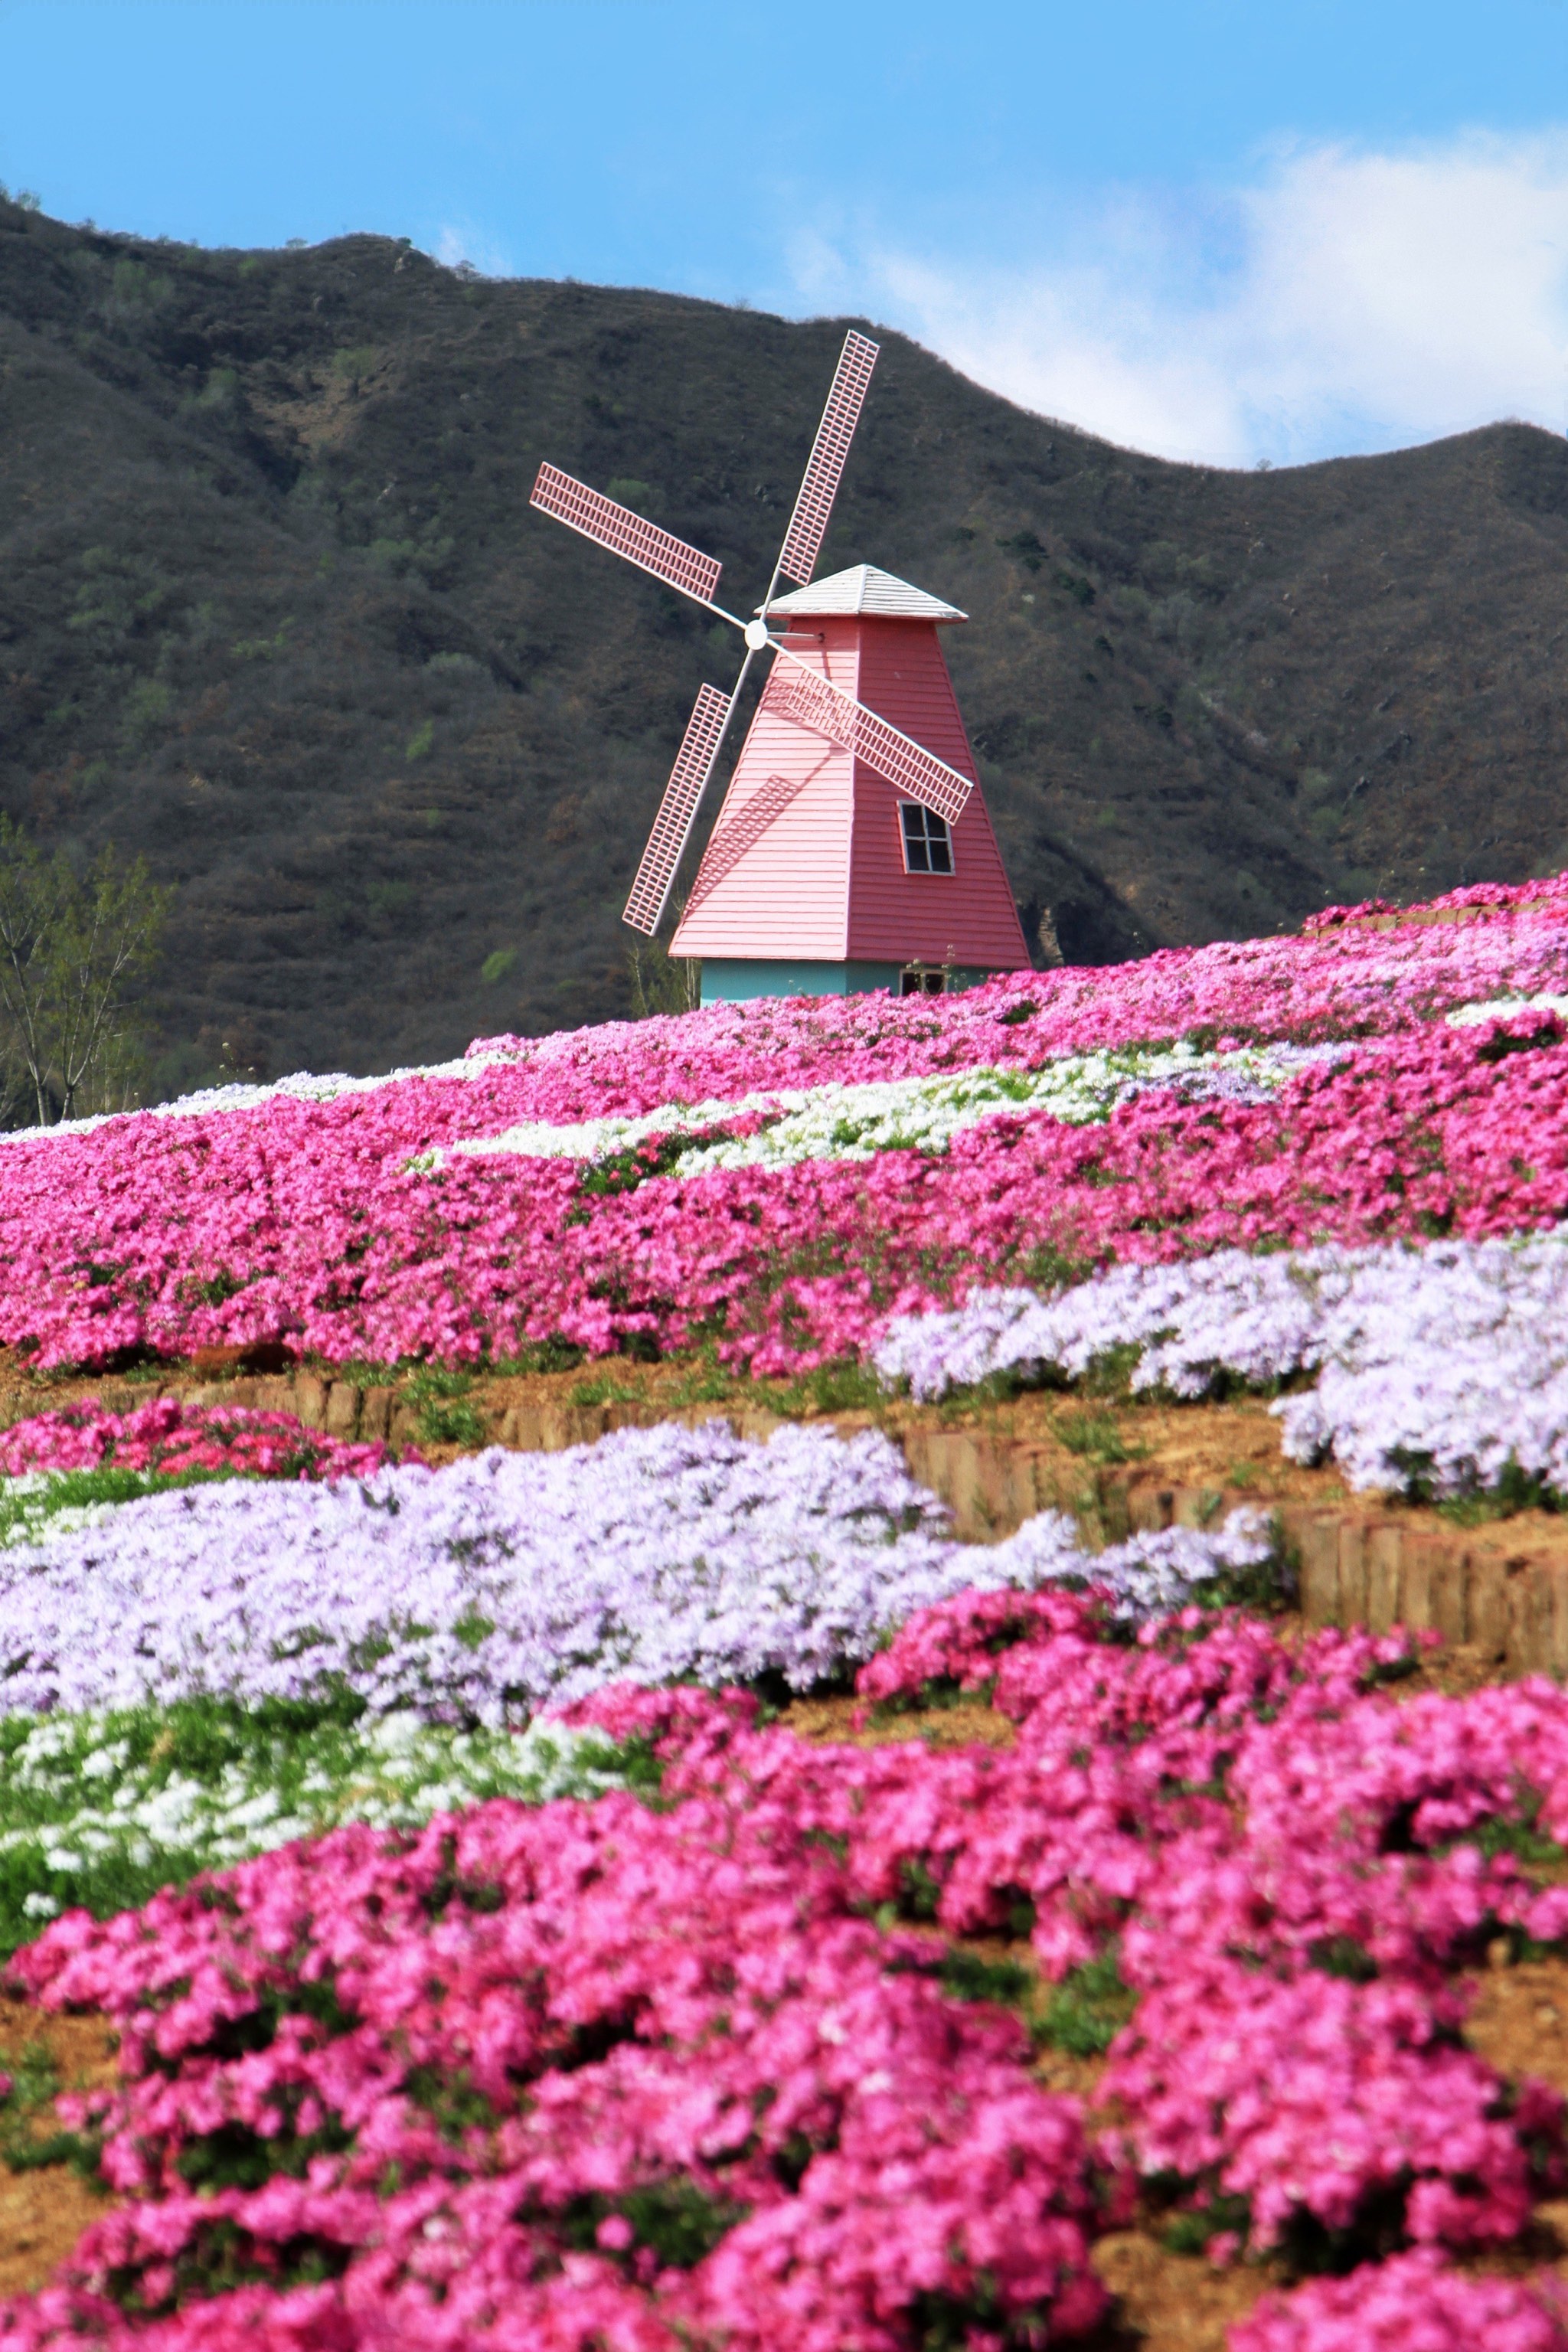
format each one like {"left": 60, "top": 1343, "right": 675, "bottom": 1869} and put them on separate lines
{"left": 2, "top": 197, "right": 1566, "bottom": 1083}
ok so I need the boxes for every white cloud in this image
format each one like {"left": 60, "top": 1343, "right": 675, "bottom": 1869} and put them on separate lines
{"left": 790, "top": 135, "right": 1568, "bottom": 467}
{"left": 430, "top": 219, "right": 513, "bottom": 278}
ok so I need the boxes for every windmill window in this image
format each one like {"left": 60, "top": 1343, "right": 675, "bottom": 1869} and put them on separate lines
{"left": 900, "top": 804, "right": 954, "bottom": 874}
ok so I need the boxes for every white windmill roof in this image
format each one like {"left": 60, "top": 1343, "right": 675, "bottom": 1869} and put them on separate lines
{"left": 763, "top": 564, "right": 967, "bottom": 623}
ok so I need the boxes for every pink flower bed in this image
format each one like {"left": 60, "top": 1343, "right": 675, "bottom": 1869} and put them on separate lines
{"left": 465, "top": 869, "right": 1568, "bottom": 1109}
{"left": 5, "top": 1778, "right": 1106, "bottom": 2352}
{"left": 11, "top": 1596, "right": 1568, "bottom": 2344}
{"left": 1231, "top": 2249, "right": 1568, "bottom": 2350}
{"left": 3, "top": 1011, "right": 1563, "bottom": 1374}
{"left": 0, "top": 881, "right": 1558, "bottom": 1371}
{"left": 661, "top": 1600, "right": 1568, "bottom": 2262}
{"left": 0, "top": 1397, "right": 401, "bottom": 1482}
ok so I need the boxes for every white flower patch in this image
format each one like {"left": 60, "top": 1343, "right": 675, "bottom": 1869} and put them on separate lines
{"left": 0, "top": 1473, "right": 122, "bottom": 1552}
{"left": 0, "top": 978, "right": 1540, "bottom": 1149}
{"left": 449, "top": 1040, "right": 1343, "bottom": 1178}
{"left": 1446, "top": 993, "right": 1568, "bottom": 1029}
{"left": 447, "top": 1086, "right": 816, "bottom": 1167}
{"left": 0, "top": 1706, "right": 639, "bottom": 1932}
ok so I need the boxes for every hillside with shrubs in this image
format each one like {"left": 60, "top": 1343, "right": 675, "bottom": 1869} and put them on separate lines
{"left": 2, "top": 193, "right": 1568, "bottom": 1082}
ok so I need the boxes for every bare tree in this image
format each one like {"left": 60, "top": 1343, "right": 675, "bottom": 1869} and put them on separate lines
{"left": 0, "top": 821, "right": 171, "bottom": 1125}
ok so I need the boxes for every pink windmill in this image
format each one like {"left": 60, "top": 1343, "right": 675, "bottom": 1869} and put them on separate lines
{"left": 531, "top": 332, "right": 1029, "bottom": 1001}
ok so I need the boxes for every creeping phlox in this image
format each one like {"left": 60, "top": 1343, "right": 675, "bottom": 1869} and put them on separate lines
{"left": 0, "top": 1011, "right": 1563, "bottom": 1380}
{"left": 0, "top": 1397, "right": 399, "bottom": 1485}
{"left": 1230, "top": 2249, "right": 1568, "bottom": 2349}
{"left": 8, "top": 1786, "right": 1108, "bottom": 2352}
{"left": 0, "top": 1422, "right": 1272, "bottom": 1720}
{"left": 830, "top": 1590, "right": 1568, "bottom": 2262}
{"left": 0, "top": 880, "right": 1560, "bottom": 1370}
{"left": 0, "top": 1422, "right": 1265, "bottom": 1965}
{"left": 10, "top": 1595, "right": 1568, "bottom": 2347}
{"left": 0, "top": 1701, "right": 645, "bottom": 1952}
{"left": 0, "top": 885, "right": 1566, "bottom": 2348}
{"left": 0, "top": 1398, "right": 409, "bottom": 1554}
{"left": 13, "top": 867, "right": 1568, "bottom": 1145}
{"left": 446, "top": 1037, "right": 1343, "bottom": 1175}
{"left": 874, "top": 1227, "right": 1568, "bottom": 1505}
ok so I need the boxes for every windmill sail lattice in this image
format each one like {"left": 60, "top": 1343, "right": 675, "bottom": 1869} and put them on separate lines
{"left": 766, "top": 660, "right": 973, "bottom": 825}
{"left": 776, "top": 331, "right": 879, "bottom": 589}
{"left": 622, "top": 684, "right": 733, "bottom": 936}
{"left": 531, "top": 328, "right": 1010, "bottom": 934}
{"left": 530, "top": 465, "right": 723, "bottom": 606}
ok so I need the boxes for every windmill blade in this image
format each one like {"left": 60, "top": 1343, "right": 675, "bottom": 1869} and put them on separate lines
{"left": 765, "top": 659, "right": 972, "bottom": 825}
{"left": 531, "top": 463, "right": 723, "bottom": 606}
{"left": 775, "top": 331, "right": 879, "bottom": 589}
{"left": 622, "top": 684, "right": 734, "bottom": 936}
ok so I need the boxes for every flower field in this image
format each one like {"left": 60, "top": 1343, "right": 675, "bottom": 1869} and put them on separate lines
{"left": 3, "top": 877, "right": 1568, "bottom": 2344}
{"left": 0, "top": 873, "right": 1563, "bottom": 1379}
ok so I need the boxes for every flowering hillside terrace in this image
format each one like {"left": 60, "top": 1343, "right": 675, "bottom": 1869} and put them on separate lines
{"left": 0, "top": 871, "right": 1557, "bottom": 1381}
{"left": 1, "top": 881, "right": 1568, "bottom": 2345}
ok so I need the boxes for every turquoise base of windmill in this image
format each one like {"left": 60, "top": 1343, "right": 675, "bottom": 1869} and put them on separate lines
{"left": 697, "top": 959, "right": 995, "bottom": 1006}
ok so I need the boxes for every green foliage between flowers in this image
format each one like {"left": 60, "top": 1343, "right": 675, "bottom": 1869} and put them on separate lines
{"left": 1036, "top": 1948, "right": 1138, "bottom": 2056}
{"left": 559, "top": 2182, "right": 750, "bottom": 2269}
{"left": 403, "top": 1366, "right": 488, "bottom": 1447}
{"left": 0, "top": 1463, "right": 225, "bottom": 1549}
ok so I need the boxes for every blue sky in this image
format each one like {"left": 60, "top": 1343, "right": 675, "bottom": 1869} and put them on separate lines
{"left": 4, "top": 0, "right": 1568, "bottom": 465}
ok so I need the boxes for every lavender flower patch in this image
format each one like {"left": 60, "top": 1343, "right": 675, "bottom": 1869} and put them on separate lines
{"left": 0, "top": 1421, "right": 1271, "bottom": 1721}
{"left": 874, "top": 1255, "right": 1344, "bottom": 1403}
{"left": 874, "top": 1230, "right": 1568, "bottom": 1504}
{"left": 1278, "top": 1233, "right": 1568, "bottom": 1499}
{"left": 969, "top": 1505, "right": 1276, "bottom": 1619}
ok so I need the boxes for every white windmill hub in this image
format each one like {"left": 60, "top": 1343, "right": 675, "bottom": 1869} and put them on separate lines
{"left": 743, "top": 617, "right": 771, "bottom": 651}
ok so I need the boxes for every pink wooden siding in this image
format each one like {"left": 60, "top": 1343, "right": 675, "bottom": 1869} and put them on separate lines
{"left": 845, "top": 621, "right": 1028, "bottom": 969}
{"left": 671, "top": 612, "right": 1028, "bottom": 970}
{"left": 671, "top": 635, "right": 857, "bottom": 959}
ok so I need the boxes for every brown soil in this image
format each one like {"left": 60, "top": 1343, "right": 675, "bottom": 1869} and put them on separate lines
{"left": 1089, "top": 2235, "right": 1279, "bottom": 2351}
{"left": 1467, "top": 1952, "right": 1568, "bottom": 2095}
{"left": 0, "top": 1348, "right": 1368, "bottom": 1509}
{"left": 779, "top": 1691, "right": 1018, "bottom": 1751}
{"left": 0, "top": 2001, "right": 117, "bottom": 2298}
{"left": 873, "top": 1388, "right": 1342, "bottom": 1510}
{"left": 0, "top": 2162, "right": 103, "bottom": 2300}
